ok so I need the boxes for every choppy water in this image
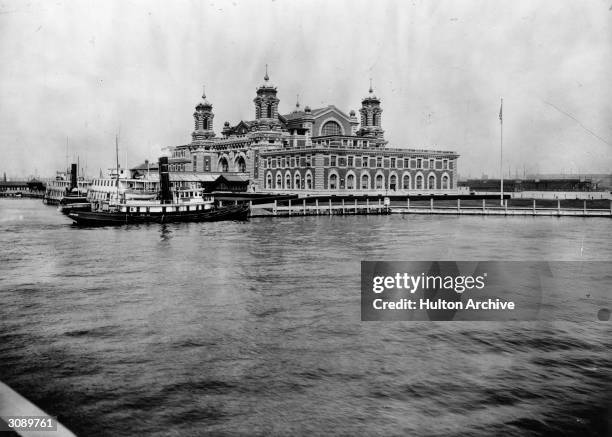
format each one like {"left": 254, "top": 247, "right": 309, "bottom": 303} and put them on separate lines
{"left": 0, "top": 199, "right": 610, "bottom": 436}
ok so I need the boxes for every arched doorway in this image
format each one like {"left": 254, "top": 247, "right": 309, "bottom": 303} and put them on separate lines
{"left": 305, "top": 172, "right": 313, "bottom": 190}
{"left": 219, "top": 157, "right": 229, "bottom": 173}
{"left": 329, "top": 173, "right": 338, "bottom": 190}
{"left": 416, "top": 174, "right": 423, "bottom": 190}
{"left": 402, "top": 174, "right": 410, "bottom": 190}
{"left": 375, "top": 174, "right": 384, "bottom": 190}
{"left": 361, "top": 174, "right": 370, "bottom": 190}
{"left": 389, "top": 174, "right": 397, "bottom": 191}
{"left": 235, "top": 156, "right": 246, "bottom": 173}
{"left": 347, "top": 174, "right": 355, "bottom": 190}
{"left": 428, "top": 174, "right": 436, "bottom": 190}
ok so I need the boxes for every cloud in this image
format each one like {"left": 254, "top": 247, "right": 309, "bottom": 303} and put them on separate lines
{"left": 0, "top": 0, "right": 610, "bottom": 178}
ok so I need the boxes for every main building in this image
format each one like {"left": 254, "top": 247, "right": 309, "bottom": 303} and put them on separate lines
{"left": 164, "top": 70, "right": 459, "bottom": 193}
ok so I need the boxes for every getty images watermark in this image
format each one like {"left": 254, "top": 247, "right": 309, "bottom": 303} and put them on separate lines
{"left": 361, "top": 261, "right": 611, "bottom": 321}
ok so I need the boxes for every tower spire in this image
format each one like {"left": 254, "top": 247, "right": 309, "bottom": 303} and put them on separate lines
{"left": 369, "top": 78, "right": 373, "bottom": 94}
{"left": 202, "top": 84, "right": 206, "bottom": 100}
{"left": 296, "top": 94, "right": 300, "bottom": 109}
{"left": 264, "top": 64, "right": 269, "bottom": 82}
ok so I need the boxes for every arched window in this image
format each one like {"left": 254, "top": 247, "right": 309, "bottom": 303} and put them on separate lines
{"left": 361, "top": 174, "right": 370, "bottom": 190}
{"left": 305, "top": 172, "right": 313, "bottom": 190}
{"left": 285, "top": 173, "right": 292, "bottom": 189}
{"left": 375, "top": 174, "right": 384, "bottom": 190}
{"left": 389, "top": 174, "right": 397, "bottom": 191}
{"left": 235, "top": 156, "right": 246, "bottom": 173}
{"left": 266, "top": 172, "right": 272, "bottom": 189}
{"left": 321, "top": 120, "right": 342, "bottom": 136}
{"left": 442, "top": 175, "right": 449, "bottom": 190}
{"left": 329, "top": 173, "right": 338, "bottom": 190}
{"left": 428, "top": 174, "right": 436, "bottom": 190}
{"left": 347, "top": 174, "right": 355, "bottom": 190}
{"left": 219, "top": 158, "right": 229, "bottom": 173}
{"left": 402, "top": 174, "right": 410, "bottom": 190}
{"left": 294, "top": 172, "right": 301, "bottom": 190}
{"left": 416, "top": 174, "right": 423, "bottom": 190}
{"left": 275, "top": 173, "right": 282, "bottom": 189}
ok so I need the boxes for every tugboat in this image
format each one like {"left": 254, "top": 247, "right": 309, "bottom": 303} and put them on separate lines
{"left": 67, "top": 153, "right": 249, "bottom": 226}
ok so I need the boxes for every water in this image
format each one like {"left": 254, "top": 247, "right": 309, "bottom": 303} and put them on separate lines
{"left": 0, "top": 199, "right": 610, "bottom": 436}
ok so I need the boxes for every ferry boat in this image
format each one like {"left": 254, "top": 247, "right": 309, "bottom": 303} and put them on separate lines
{"left": 43, "top": 164, "right": 91, "bottom": 205}
{"left": 67, "top": 156, "right": 249, "bottom": 226}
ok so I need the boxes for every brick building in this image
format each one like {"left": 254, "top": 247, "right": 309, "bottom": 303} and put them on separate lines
{"left": 164, "top": 70, "right": 459, "bottom": 193}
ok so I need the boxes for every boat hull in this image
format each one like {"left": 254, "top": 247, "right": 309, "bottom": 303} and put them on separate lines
{"left": 68, "top": 205, "right": 249, "bottom": 226}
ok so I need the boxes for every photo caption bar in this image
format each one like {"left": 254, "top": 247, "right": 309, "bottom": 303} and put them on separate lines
{"left": 361, "top": 261, "right": 611, "bottom": 321}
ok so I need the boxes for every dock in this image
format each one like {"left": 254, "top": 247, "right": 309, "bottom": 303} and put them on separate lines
{"left": 244, "top": 195, "right": 612, "bottom": 218}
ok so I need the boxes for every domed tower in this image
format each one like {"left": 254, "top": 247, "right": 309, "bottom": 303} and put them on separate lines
{"left": 253, "top": 65, "right": 281, "bottom": 129}
{"left": 192, "top": 86, "right": 215, "bottom": 141}
{"left": 357, "top": 80, "right": 384, "bottom": 139}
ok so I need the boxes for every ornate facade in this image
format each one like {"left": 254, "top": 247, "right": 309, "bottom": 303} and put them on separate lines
{"left": 166, "top": 70, "right": 459, "bottom": 193}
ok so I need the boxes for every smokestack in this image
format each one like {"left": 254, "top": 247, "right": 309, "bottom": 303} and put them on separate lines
{"left": 70, "top": 163, "right": 77, "bottom": 191}
{"left": 158, "top": 156, "right": 172, "bottom": 204}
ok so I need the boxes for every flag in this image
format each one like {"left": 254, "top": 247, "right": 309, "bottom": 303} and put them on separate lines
{"left": 499, "top": 99, "right": 503, "bottom": 123}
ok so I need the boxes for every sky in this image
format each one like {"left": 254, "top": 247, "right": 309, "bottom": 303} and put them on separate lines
{"left": 0, "top": 0, "right": 610, "bottom": 179}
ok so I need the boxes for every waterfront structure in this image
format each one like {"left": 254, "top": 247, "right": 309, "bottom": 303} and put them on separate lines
{"left": 162, "top": 71, "right": 459, "bottom": 193}
{"left": 0, "top": 179, "right": 45, "bottom": 197}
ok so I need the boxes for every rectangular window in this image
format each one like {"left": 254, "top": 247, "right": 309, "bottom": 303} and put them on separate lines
{"left": 338, "top": 156, "right": 346, "bottom": 167}
{"left": 443, "top": 160, "right": 448, "bottom": 170}
{"left": 281, "top": 158, "right": 286, "bottom": 168}
{"left": 449, "top": 160, "right": 454, "bottom": 169}
{"left": 355, "top": 157, "right": 361, "bottom": 167}
{"left": 417, "top": 158, "right": 422, "bottom": 169}
{"left": 404, "top": 158, "right": 410, "bottom": 169}
{"left": 291, "top": 157, "right": 296, "bottom": 167}
{"left": 384, "top": 158, "right": 390, "bottom": 168}
{"left": 330, "top": 155, "right": 337, "bottom": 166}
{"left": 364, "top": 140, "right": 369, "bottom": 148}
{"left": 390, "top": 157, "right": 396, "bottom": 168}
{"left": 429, "top": 159, "right": 434, "bottom": 169}
{"left": 306, "top": 155, "right": 312, "bottom": 167}
{"left": 348, "top": 156, "right": 354, "bottom": 167}
{"left": 376, "top": 157, "right": 382, "bottom": 168}
{"left": 363, "top": 156, "right": 369, "bottom": 167}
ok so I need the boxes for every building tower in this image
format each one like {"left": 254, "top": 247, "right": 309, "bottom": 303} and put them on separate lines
{"left": 357, "top": 79, "right": 384, "bottom": 139}
{"left": 192, "top": 86, "right": 215, "bottom": 142}
{"left": 253, "top": 65, "right": 281, "bottom": 130}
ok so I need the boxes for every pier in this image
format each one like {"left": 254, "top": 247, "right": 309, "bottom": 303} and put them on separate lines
{"left": 243, "top": 195, "right": 612, "bottom": 218}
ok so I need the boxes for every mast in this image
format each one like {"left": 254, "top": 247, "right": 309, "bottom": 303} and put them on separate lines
{"left": 115, "top": 134, "right": 120, "bottom": 204}
{"left": 499, "top": 98, "right": 504, "bottom": 206}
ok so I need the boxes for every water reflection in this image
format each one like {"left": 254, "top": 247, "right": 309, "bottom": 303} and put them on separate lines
{"left": 159, "top": 223, "right": 172, "bottom": 242}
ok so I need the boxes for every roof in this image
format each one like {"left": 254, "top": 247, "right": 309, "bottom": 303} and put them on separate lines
{"left": 218, "top": 174, "right": 249, "bottom": 183}
{"left": 131, "top": 162, "right": 159, "bottom": 171}
{"left": 141, "top": 173, "right": 244, "bottom": 183}
{"left": 0, "top": 181, "right": 30, "bottom": 186}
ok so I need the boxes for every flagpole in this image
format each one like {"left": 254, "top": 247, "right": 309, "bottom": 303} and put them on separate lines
{"left": 500, "top": 98, "right": 504, "bottom": 206}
